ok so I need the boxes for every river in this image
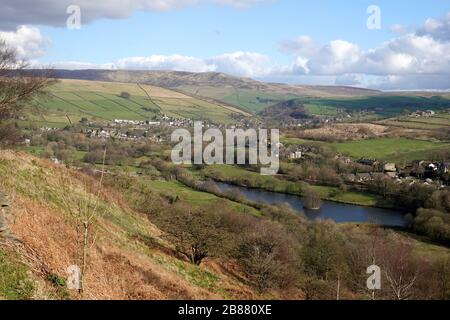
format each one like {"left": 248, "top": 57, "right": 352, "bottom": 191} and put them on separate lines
{"left": 214, "top": 182, "right": 406, "bottom": 227}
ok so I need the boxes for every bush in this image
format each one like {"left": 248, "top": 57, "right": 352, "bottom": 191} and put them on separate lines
{"left": 236, "top": 221, "right": 298, "bottom": 291}
{"left": 414, "top": 208, "right": 450, "bottom": 244}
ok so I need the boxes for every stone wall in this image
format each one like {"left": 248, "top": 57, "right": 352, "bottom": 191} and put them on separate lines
{"left": 0, "top": 191, "right": 11, "bottom": 235}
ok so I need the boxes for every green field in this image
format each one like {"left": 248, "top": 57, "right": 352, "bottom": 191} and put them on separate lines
{"left": 180, "top": 85, "right": 450, "bottom": 117}
{"left": 330, "top": 138, "right": 450, "bottom": 163}
{"left": 29, "top": 80, "right": 247, "bottom": 126}
{"left": 305, "top": 104, "right": 340, "bottom": 116}
{"left": 379, "top": 114, "right": 450, "bottom": 130}
{"left": 145, "top": 180, "right": 260, "bottom": 215}
{"left": 292, "top": 96, "right": 450, "bottom": 117}
{"left": 180, "top": 86, "right": 302, "bottom": 113}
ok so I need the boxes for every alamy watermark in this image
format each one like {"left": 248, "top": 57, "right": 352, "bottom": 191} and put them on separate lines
{"left": 67, "top": 5, "right": 81, "bottom": 29}
{"left": 67, "top": 265, "right": 81, "bottom": 290}
{"left": 367, "top": 264, "right": 381, "bottom": 290}
{"left": 171, "top": 122, "right": 280, "bottom": 175}
{"left": 367, "top": 5, "right": 381, "bottom": 30}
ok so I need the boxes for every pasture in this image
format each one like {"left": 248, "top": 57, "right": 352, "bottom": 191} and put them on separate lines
{"left": 378, "top": 113, "right": 450, "bottom": 130}
{"left": 330, "top": 138, "right": 450, "bottom": 163}
{"left": 30, "top": 80, "right": 246, "bottom": 126}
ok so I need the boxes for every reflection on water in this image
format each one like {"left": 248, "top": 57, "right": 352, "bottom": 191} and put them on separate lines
{"left": 215, "top": 182, "right": 406, "bottom": 227}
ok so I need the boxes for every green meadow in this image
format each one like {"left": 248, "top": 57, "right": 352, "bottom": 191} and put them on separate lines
{"left": 330, "top": 138, "right": 450, "bottom": 163}
{"left": 29, "top": 80, "right": 246, "bottom": 126}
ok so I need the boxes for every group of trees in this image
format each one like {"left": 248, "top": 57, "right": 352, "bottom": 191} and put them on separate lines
{"left": 111, "top": 169, "right": 450, "bottom": 300}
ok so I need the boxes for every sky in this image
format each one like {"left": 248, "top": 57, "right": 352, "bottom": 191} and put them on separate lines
{"left": 0, "top": 0, "right": 449, "bottom": 90}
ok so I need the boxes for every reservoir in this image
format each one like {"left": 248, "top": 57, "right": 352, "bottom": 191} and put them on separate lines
{"left": 214, "top": 182, "right": 407, "bottom": 227}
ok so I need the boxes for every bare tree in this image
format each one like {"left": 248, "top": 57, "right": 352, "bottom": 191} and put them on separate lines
{"left": 0, "top": 40, "right": 54, "bottom": 144}
{"left": 378, "top": 241, "right": 419, "bottom": 300}
{"left": 58, "top": 148, "right": 107, "bottom": 294}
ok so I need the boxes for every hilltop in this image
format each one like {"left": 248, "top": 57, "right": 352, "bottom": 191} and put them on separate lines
{"left": 49, "top": 70, "right": 379, "bottom": 97}
{"left": 41, "top": 70, "right": 450, "bottom": 116}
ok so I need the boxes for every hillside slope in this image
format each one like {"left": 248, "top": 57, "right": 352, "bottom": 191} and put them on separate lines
{"left": 28, "top": 79, "right": 249, "bottom": 127}
{"left": 45, "top": 70, "right": 450, "bottom": 116}
{"left": 0, "top": 150, "right": 258, "bottom": 300}
{"left": 49, "top": 70, "right": 379, "bottom": 97}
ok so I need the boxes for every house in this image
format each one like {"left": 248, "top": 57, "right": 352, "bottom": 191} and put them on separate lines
{"left": 356, "top": 173, "right": 372, "bottom": 182}
{"left": 358, "top": 159, "right": 379, "bottom": 167}
{"left": 289, "top": 151, "right": 303, "bottom": 160}
{"left": 413, "top": 160, "right": 425, "bottom": 167}
{"left": 337, "top": 156, "right": 352, "bottom": 164}
{"left": 371, "top": 172, "right": 385, "bottom": 180}
{"left": 384, "top": 163, "right": 396, "bottom": 172}
{"left": 342, "top": 173, "right": 357, "bottom": 182}
{"left": 427, "top": 163, "right": 438, "bottom": 172}
{"left": 50, "top": 157, "right": 62, "bottom": 165}
{"left": 439, "top": 161, "right": 450, "bottom": 174}
{"left": 385, "top": 172, "right": 398, "bottom": 179}
{"left": 409, "top": 110, "right": 435, "bottom": 117}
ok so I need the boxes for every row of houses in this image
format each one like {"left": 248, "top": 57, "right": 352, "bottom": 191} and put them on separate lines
{"left": 408, "top": 110, "right": 436, "bottom": 118}
{"left": 342, "top": 172, "right": 398, "bottom": 183}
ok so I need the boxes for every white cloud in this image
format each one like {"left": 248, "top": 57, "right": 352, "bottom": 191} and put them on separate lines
{"left": 279, "top": 36, "right": 319, "bottom": 57}
{"left": 335, "top": 74, "right": 363, "bottom": 86}
{"left": 4, "top": 9, "right": 449, "bottom": 91}
{"left": 369, "top": 74, "right": 450, "bottom": 91}
{"left": 0, "top": 0, "right": 275, "bottom": 29}
{"left": 116, "top": 55, "right": 214, "bottom": 72}
{"left": 275, "top": 12, "right": 450, "bottom": 89}
{"left": 207, "top": 52, "right": 271, "bottom": 77}
{"left": 41, "top": 61, "right": 117, "bottom": 70}
{"left": 390, "top": 24, "right": 408, "bottom": 35}
{"left": 214, "top": 0, "right": 275, "bottom": 9}
{"left": 417, "top": 12, "right": 450, "bottom": 41}
{"left": 0, "top": 0, "right": 198, "bottom": 29}
{"left": 0, "top": 25, "right": 49, "bottom": 60}
{"left": 45, "top": 51, "right": 272, "bottom": 78}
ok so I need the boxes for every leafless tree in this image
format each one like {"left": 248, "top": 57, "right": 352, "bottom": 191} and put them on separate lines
{"left": 0, "top": 39, "right": 54, "bottom": 144}
{"left": 378, "top": 241, "right": 420, "bottom": 300}
{"left": 58, "top": 148, "right": 107, "bottom": 295}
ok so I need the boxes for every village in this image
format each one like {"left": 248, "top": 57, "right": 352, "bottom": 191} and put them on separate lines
{"left": 285, "top": 143, "right": 450, "bottom": 188}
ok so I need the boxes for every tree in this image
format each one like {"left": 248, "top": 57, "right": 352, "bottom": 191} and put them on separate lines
{"left": 158, "top": 204, "right": 227, "bottom": 265}
{"left": 119, "top": 91, "right": 130, "bottom": 99}
{"left": 378, "top": 241, "right": 420, "bottom": 300}
{"left": 302, "top": 184, "right": 322, "bottom": 210}
{"left": 237, "top": 221, "right": 296, "bottom": 291}
{"left": 57, "top": 148, "right": 107, "bottom": 295}
{"left": 0, "top": 40, "right": 53, "bottom": 145}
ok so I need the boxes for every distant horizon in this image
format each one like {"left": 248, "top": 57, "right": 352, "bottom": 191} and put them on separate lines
{"left": 1, "top": 1, "right": 449, "bottom": 91}
{"left": 34, "top": 68, "right": 450, "bottom": 93}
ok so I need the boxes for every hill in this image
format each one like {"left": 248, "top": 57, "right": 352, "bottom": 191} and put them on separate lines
{"left": 0, "top": 150, "right": 261, "bottom": 300}
{"left": 45, "top": 70, "right": 379, "bottom": 114}
{"left": 50, "top": 70, "right": 379, "bottom": 96}
{"left": 43, "top": 70, "right": 450, "bottom": 116}
{"left": 26, "top": 79, "right": 250, "bottom": 127}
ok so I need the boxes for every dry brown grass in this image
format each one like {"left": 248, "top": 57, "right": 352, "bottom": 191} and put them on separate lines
{"left": 298, "top": 123, "right": 434, "bottom": 141}
{"left": 0, "top": 150, "right": 261, "bottom": 300}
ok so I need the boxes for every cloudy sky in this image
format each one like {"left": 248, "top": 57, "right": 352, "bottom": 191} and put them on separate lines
{"left": 0, "top": 0, "right": 449, "bottom": 90}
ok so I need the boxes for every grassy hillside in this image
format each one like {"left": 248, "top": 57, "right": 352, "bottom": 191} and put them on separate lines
{"left": 41, "top": 70, "right": 450, "bottom": 117}
{"left": 330, "top": 138, "right": 450, "bottom": 163}
{"left": 378, "top": 112, "right": 450, "bottom": 130}
{"left": 0, "top": 150, "right": 260, "bottom": 300}
{"left": 281, "top": 136, "right": 450, "bottom": 163}
{"left": 26, "top": 79, "right": 248, "bottom": 126}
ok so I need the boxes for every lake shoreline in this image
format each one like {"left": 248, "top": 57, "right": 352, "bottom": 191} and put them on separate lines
{"left": 213, "top": 181, "right": 407, "bottom": 227}
{"left": 207, "top": 178, "right": 402, "bottom": 211}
